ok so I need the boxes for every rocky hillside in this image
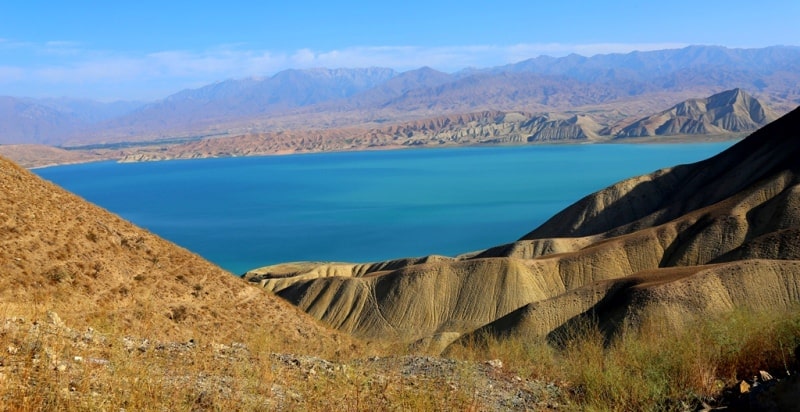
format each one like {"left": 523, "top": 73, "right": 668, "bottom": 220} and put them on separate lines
{"left": 112, "top": 90, "right": 758, "bottom": 164}
{"left": 0, "top": 153, "right": 352, "bottom": 352}
{"left": 115, "top": 110, "right": 605, "bottom": 162}
{"left": 245, "top": 106, "right": 800, "bottom": 352}
{"left": 0, "top": 89, "right": 775, "bottom": 167}
{"left": 615, "top": 88, "right": 778, "bottom": 137}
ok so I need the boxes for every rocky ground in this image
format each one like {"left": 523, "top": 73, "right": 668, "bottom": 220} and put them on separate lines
{"left": 6, "top": 311, "right": 797, "bottom": 411}
{"left": 0, "top": 312, "right": 567, "bottom": 411}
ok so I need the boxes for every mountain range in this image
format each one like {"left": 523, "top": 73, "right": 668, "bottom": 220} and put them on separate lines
{"left": 104, "top": 88, "right": 772, "bottom": 164}
{"left": 1, "top": 45, "right": 799, "bottom": 147}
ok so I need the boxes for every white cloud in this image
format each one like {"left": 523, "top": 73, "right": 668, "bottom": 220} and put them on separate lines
{"left": 0, "top": 41, "right": 692, "bottom": 100}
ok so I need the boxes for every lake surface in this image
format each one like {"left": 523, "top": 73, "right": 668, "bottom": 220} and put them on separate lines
{"left": 35, "top": 143, "right": 734, "bottom": 274}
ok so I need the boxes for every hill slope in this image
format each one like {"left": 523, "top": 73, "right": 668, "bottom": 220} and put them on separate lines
{"left": 0, "top": 154, "right": 351, "bottom": 352}
{"left": 245, "top": 106, "right": 800, "bottom": 351}
{"left": 615, "top": 88, "right": 778, "bottom": 137}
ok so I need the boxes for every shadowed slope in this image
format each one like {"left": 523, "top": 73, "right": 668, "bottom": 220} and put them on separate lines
{"left": 524, "top": 105, "right": 800, "bottom": 239}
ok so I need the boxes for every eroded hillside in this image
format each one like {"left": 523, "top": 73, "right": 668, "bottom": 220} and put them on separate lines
{"left": 246, "top": 106, "right": 800, "bottom": 352}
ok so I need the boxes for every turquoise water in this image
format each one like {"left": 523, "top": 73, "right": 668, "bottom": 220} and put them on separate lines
{"left": 35, "top": 143, "right": 733, "bottom": 274}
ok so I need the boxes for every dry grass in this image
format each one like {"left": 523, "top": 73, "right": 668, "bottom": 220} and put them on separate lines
{"left": 5, "top": 295, "right": 797, "bottom": 411}
{"left": 0, "top": 305, "right": 508, "bottom": 411}
{"left": 447, "top": 305, "right": 800, "bottom": 411}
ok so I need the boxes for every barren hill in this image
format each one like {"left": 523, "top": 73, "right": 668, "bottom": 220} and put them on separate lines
{"left": 615, "top": 88, "right": 778, "bottom": 137}
{"left": 246, "top": 106, "right": 800, "bottom": 352}
{"left": 0, "top": 154, "right": 352, "bottom": 352}
{"left": 0, "top": 144, "right": 103, "bottom": 168}
{"left": 114, "top": 110, "right": 607, "bottom": 162}
{"left": 111, "top": 90, "right": 756, "bottom": 165}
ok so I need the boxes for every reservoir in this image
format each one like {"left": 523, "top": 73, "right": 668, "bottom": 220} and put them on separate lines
{"left": 36, "top": 143, "right": 734, "bottom": 274}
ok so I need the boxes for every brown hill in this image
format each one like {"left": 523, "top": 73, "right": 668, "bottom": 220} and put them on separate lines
{"left": 0, "top": 154, "right": 351, "bottom": 352}
{"left": 115, "top": 111, "right": 606, "bottom": 163}
{"left": 615, "top": 88, "right": 778, "bottom": 137}
{"left": 0, "top": 144, "right": 103, "bottom": 168}
{"left": 245, "top": 106, "right": 800, "bottom": 352}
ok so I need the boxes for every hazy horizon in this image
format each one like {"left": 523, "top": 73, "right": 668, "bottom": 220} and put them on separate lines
{"left": 2, "top": 1, "right": 799, "bottom": 101}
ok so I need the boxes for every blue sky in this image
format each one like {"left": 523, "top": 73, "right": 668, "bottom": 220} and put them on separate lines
{"left": 1, "top": 0, "right": 798, "bottom": 101}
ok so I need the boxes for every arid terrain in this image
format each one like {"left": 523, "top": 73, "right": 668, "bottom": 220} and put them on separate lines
{"left": 246, "top": 105, "right": 800, "bottom": 347}
{"left": 0, "top": 88, "right": 778, "bottom": 168}
{"left": 2, "top": 44, "right": 800, "bottom": 410}
{"left": 2, "top": 106, "right": 798, "bottom": 410}
{"left": 0, "top": 151, "right": 573, "bottom": 410}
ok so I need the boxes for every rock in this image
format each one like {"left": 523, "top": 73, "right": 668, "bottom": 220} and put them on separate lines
{"left": 739, "top": 380, "right": 751, "bottom": 394}
{"left": 486, "top": 359, "right": 503, "bottom": 369}
{"left": 46, "top": 311, "right": 64, "bottom": 328}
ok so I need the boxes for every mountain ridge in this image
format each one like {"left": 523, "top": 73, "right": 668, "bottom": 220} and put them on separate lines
{"left": 615, "top": 88, "right": 778, "bottom": 137}
{"left": 1, "top": 45, "right": 798, "bottom": 146}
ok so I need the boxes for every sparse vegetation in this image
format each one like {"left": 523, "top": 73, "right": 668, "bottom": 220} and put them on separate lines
{"left": 447, "top": 306, "right": 800, "bottom": 411}
{"left": 0, "top": 306, "right": 523, "bottom": 411}
{"left": 3, "top": 304, "right": 797, "bottom": 410}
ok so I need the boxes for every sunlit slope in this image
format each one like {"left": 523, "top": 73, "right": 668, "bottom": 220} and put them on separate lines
{"left": 0, "top": 155, "right": 353, "bottom": 352}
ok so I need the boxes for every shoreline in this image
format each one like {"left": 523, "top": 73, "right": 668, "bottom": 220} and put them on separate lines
{"left": 11, "top": 133, "right": 745, "bottom": 170}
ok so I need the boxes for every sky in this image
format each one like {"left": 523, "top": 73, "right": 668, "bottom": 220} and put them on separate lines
{"left": 1, "top": 0, "right": 798, "bottom": 101}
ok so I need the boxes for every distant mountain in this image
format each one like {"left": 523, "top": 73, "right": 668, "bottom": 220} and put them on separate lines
{"left": 2, "top": 88, "right": 785, "bottom": 167}
{"left": 336, "top": 66, "right": 455, "bottom": 109}
{"left": 30, "top": 97, "right": 143, "bottom": 123}
{"left": 74, "top": 45, "right": 798, "bottom": 145}
{"left": 494, "top": 45, "right": 800, "bottom": 82}
{"left": 3, "top": 45, "right": 800, "bottom": 146}
{"left": 371, "top": 72, "right": 629, "bottom": 113}
{"left": 0, "top": 144, "right": 102, "bottom": 168}
{"left": 615, "top": 88, "right": 778, "bottom": 137}
{"left": 86, "top": 67, "right": 398, "bottom": 142}
{"left": 0, "top": 97, "right": 144, "bottom": 145}
{"left": 0, "top": 97, "right": 83, "bottom": 145}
